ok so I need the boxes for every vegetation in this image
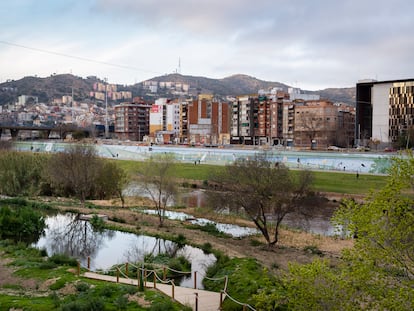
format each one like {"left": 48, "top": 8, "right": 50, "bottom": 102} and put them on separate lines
{"left": 252, "top": 152, "right": 414, "bottom": 310}
{"left": 204, "top": 256, "right": 275, "bottom": 310}
{"left": 0, "top": 240, "right": 190, "bottom": 310}
{"left": 0, "top": 151, "right": 45, "bottom": 196}
{"left": 0, "top": 204, "right": 46, "bottom": 243}
{"left": 117, "top": 159, "right": 388, "bottom": 195}
{"left": 208, "top": 153, "right": 316, "bottom": 246}
{"left": 45, "top": 144, "right": 126, "bottom": 204}
{"left": 137, "top": 153, "right": 177, "bottom": 227}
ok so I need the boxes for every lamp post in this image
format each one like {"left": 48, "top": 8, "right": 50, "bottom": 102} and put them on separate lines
{"left": 104, "top": 78, "right": 109, "bottom": 139}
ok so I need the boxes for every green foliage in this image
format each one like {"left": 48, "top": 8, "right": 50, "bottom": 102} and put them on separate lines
{"left": 0, "top": 151, "right": 46, "bottom": 196}
{"left": 204, "top": 257, "right": 272, "bottom": 310}
{"left": 48, "top": 253, "right": 78, "bottom": 266}
{"left": 0, "top": 205, "right": 46, "bottom": 243}
{"left": 90, "top": 214, "right": 106, "bottom": 232}
{"left": 256, "top": 153, "right": 414, "bottom": 310}
{"left": 49, "top": 278, "right": 67, "bottom": 290}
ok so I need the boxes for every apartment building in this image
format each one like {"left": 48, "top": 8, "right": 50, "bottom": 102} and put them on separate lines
{"left": 231, "top": 91, "right": 354, "bottom": 148}
{"left": 231, "top": 91, "right": 289, "bottom": 145}
{"left": 356, "top": 78, "right": 414, "bottom": 146}
{"left": 187, "top": 94, "right": 231, "bottom": 145}
{"left": 292, "top": 100, "right": 354, "bottom": 148}
{"left": 114, "top": 99, "right": 151, "bottom": 141}
{"left": 149, "top": 98, "right": 181, "bottom": 143}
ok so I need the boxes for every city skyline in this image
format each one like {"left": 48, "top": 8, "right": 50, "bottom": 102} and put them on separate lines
{"left": 1, "top": 0, "right": 414, "bottom": 90}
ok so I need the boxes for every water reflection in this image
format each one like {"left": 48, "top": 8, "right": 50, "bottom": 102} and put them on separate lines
{"left": 34, "top": 214, "right": 215, "bottom": 288}
{"left": 141, "top": 209, "right": 259, "bottom": 238}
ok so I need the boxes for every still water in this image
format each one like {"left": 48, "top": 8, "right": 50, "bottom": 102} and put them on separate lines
{"left": 34, "top": 214, "right": 216, "bottom": 288}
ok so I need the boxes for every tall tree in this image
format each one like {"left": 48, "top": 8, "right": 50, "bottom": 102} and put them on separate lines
{"left": 137, "top": 153, "right": 177, "bottom": 227}
{"left": 208, "top": 153, "right": 314, "bottom": 247}
{"left": 46, "top": 144, "right": 101, "bottom": 205}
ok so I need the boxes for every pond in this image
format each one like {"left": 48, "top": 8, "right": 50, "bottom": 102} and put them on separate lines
{"left": 125, "top": 182, "right": 339, "bottom": 237}
{"left": 34, "top": 214, "right": 216, "bottom": 289}
{"left": 140, "top": 209, "right": 259, "bottom": 238}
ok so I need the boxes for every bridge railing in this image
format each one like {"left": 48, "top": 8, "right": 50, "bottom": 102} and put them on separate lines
{"left": 78, "top": 257, "right": 257, "bottom": 311}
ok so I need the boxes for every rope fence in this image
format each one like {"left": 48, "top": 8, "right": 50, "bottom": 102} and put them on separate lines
{"left": 78, "top": 257, "right": 256, "bottom": 310}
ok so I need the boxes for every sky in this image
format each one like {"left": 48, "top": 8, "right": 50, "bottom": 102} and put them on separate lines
{"left": 1, "top": 0, "right": 414, "bottom": 90}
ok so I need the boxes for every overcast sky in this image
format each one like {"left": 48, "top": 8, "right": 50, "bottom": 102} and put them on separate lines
{"left": 1, "top": 0, "right": 413, "bottom": 90}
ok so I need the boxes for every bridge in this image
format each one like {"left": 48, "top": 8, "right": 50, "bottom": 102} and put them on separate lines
{"left": 0, "top": 123, "right": 100, "bottom": 140}
{"left": 77, "top": 259, "right": 256, "bottom": 311}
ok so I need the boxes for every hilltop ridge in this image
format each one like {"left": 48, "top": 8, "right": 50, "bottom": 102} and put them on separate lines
{"left": 0, "top": 73, "right": 355, "bottom": 105}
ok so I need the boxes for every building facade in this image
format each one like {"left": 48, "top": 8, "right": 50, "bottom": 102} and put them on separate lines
{"left": 114, "top": 100, "right": 151, "bottom": 141}
{"left": 187, "top": 94, "right": 230, "bottom": 145}
{"left": 356, "top": 78, "right": 414, "bottom": 146}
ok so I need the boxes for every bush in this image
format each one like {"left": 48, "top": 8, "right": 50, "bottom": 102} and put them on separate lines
{"left": 0, "top": 205, "right": 46, "bottom": 244}
{"left": 49, "top": 278, "right": 66, "bottom": 290}
{"left": 48, "top": 254, "right": 78, "bottom": 266}
{"left": 148, "top": 301, "right": 175, "bottom": 311}
{"left": 303, "top": 245, "right": 323, "bottom": 256}
{"left": 75, "top": 282, "right": 90, "bottom": 292}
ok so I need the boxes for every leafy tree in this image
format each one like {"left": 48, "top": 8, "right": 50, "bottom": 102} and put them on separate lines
{"left": 0, "top": 205, "right": 46, "bottom": 243}
{"left": 207, "top": 153, "right": 315, "bottom": 247}
{"left": 254, "top": 153, "right": 414, "bottom": 310}
{"left": 0, "top": 151, "right": 45, "bottom": 196}
{"left": 137, "top": 153, "right": 177, "bottom": 227}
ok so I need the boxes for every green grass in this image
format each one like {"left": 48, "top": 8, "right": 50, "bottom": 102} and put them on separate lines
{"left": 0, "top": 242, "right": 191, "bottom": 310}
{"left": 306, "top": 170, "right": 388, "bottom": 194}
{"left": 117, "top": 159, "right": 389, "bottom": 195}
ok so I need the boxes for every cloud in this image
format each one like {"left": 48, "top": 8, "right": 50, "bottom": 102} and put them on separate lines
{"left": 1, "top": 0, "right": 414, "bottom": 89}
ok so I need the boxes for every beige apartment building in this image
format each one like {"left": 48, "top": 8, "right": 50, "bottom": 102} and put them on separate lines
{"left": 291, "top": 100, "right": 355, "bottom": 149}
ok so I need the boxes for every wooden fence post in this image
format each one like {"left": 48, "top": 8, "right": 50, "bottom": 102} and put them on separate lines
{"left": 137, "top": 268, "right": 140, "bottom": 288}
{"left": 153, "top": 272, "right": 156, "bottom": 289}
{"left": 87, "top": 256, "right": 90, "bottom": 271}
{"left": 193, "top": 271, "right": 197, "bottom": 289}
{"left": 172, "top": 283, "right": 175, "bottom": 299}
{"left": 195, "top": 293, "right": 199, "bottom": 311}
{"left": 116, "top": 267, "right": 119, "bottom": 283}
{"left": 125, "top": 262, "right": 128, "bottom": 277}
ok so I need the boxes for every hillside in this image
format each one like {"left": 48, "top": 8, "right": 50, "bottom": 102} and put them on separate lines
{"left": 0, "top": 73, "right": 356, "bottom": 105}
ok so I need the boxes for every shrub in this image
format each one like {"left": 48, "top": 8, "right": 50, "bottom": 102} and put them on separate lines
{"left": 75, "top": 282, "right": 90, "bottom": 292}
{"left": 303, "top": 245, "right": 323, "bottom": 256}
{"left": 48, "top": 253, "right": 78, "bottom": 266}
{"left": 49, "top": 278, "right": 66, "bottom": 290}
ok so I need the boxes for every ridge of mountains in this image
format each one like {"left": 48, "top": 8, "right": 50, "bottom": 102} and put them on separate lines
{"left": 0, "top": 73, "right": 356, "bottom": 105}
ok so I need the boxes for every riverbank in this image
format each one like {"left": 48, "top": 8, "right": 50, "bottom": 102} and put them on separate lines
{"left": 48, "top": 195, "right": 353, "bottom": 272}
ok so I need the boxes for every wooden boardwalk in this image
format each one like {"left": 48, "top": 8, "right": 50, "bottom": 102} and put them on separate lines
{"left": 83, "top": 272, "right": 222, "bottom": 311}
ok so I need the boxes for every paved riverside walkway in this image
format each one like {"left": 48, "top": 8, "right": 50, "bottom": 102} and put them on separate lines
{"left": 83, "top": 272, "right": 222, "bottom": 311}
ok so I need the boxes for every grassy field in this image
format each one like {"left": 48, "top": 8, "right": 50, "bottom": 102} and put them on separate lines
{"left": 116, "top": 160, "right": 389, "bottom": 196}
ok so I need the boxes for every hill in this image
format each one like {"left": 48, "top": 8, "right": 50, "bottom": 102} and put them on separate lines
{"left": 0, "top": 73, "right": 356, "bottom": 105}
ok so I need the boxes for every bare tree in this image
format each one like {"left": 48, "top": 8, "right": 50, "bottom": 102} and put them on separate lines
{"left": 296, "top": 111, "right": 324, "bottom": 149}
{"left": 208, "top": 153, "right": 314, "bottom": 247}
{"left": 46, "top": 144, "right": 101, "bottom": 206}
{"left": 137, "top": 153, "right": 177, "bottom": 227}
